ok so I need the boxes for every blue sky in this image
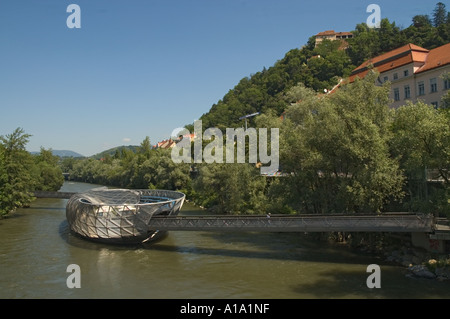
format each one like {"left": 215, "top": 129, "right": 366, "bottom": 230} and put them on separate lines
{"left": 0, "top": 0, "right": 445, "bottom": 156}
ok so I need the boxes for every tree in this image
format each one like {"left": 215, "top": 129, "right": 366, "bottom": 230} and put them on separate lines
{"left": 412, "top": 15, "right": 432, "bottom": 28}
{"left": 0, "top": 147, "right": 7, "bottom": 215}
{"left": 391, "top": 101, "right": 450, "bottom": 216}
{"left": 404, "top": 15, "right": 436, "bottom": 48}
{"left": 139, "top": 136, "right": 152, "bottom": 159}
{"left": 0, "top": 127, "right": 31, "bottom": 155}
{"left": 32, "top": 148, "right": 65, "bottom": 191}
{"left": 193, "top": 163, "right": 266, "bottom": 214}
{"left": 0, "top": 128, "right": 36, "bottom": 216}
{"left": 148, "top": 149, "right": 191, "bottom": 192}
{"left": 433, "top": 2, "right": 447, "bottom": 27}
{"left": 347, "top": 19, "right": 407, "bottom": 67}
{"left": 282, "top": 82, "right": 317, "bottom": 104}
{"left": 392, "top": 101, "right": 449, "bottom": 185}
{"left": 60, "top": 157, "right": 76, "bottom": 174}
{"left": 276, "top": 72, "right": 404, "bottom": 214}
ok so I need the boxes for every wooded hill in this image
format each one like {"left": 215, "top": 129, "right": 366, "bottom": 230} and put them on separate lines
{"left": 190, "top": 3, "right": 450, "bottom": 131}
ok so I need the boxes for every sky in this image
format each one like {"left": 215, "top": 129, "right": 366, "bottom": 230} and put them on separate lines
{"left": 0, "top": 0, "right": 446, "bottom": 157}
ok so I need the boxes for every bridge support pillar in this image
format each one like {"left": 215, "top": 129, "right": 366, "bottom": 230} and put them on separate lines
{"left": 411, "top": 232, "right": 445, "bottom": 253}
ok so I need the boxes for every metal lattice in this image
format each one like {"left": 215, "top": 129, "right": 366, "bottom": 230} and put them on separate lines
{"left": 66, "top": 187, "right": 185, "bottom": 243}
{"left": 148, "top": 214, "right": 434, "bottom": 233}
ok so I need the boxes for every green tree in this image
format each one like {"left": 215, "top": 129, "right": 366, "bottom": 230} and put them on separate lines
{"left": 148, "top": 149, "right": 191, "bottom": 192}
{"left": 32, "top": 147, "right": 64, "bottom": 191}
{"left": 60, "top": 157, "right": 76, "bottom": 175}
{"left": 433, "top": 2, "right": 447, "bottom": 27}
{"left": 347, "top": 19, "right": 407, "bottom": 67}
{"left": 277, "top": 73, "right": 404, "bottom": 214}
{"left": 412, "top": 15, "right": 432, "bottom": 28}
{"left": 391, "top": 101, "right": 450, "bottom": 216}
{"left": 139, "top": 136, "right": 152, "bottom": 159}
{"left": 392, "top": 101, "right": 449, "bottom": 185}
{"left": 282, "top": 82, "right": 317, "bottom": 104}
{"left": 193, "top": 163, "right": 266, "bottom": 214}
{"left": 0, "top": 128, "right": 36, "bottom": 216}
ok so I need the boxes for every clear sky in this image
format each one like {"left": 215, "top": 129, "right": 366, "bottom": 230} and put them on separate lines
{"left": 0, "top": 0, "right": 445, "bottom": 156}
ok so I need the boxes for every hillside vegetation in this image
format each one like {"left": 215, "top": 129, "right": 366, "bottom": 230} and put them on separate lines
{"left": 192, "top": 4, "right": 450, "bottom": 131}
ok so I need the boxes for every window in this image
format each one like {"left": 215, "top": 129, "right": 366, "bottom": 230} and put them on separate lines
{"left": 418, "top": 81, "right": 425, "bottom": 96}
{"left": 404, "top": 85, "right": 410, "bottom": 99}
{"left": 444, "top": 78, "right": 450, "bottom": 90}
{"left": 430, "top": 78, "right": 437, "bottom": 93}
{"left": 404, "top": 70, "right": 409, "bottom": 77}
{"left": 431, "top": 101, "right": 439, "bottom": 109}
{"left": 383, "top": 76, "right": 388, "bottom": 82}
{"left": 394, "top": 88, "right": 400, "bottom": 101}
{"left": 393, "top": 73, "right": 398, "bottom": 80}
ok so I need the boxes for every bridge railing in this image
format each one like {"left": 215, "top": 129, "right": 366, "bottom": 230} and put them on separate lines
{"left": 148, "top": 213, "right": 435, "bottom": 233}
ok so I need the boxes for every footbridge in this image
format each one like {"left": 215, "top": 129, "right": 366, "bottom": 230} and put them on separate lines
{"left": 38, "top": 191, "right": 437, "bottom": 233}
{"left": 148, "top": 213, "right": 435, "bottom": 233}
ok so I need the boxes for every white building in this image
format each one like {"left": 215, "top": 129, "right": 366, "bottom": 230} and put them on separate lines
{"left": 350, "top": 43, "right": 450, "bottom": 109}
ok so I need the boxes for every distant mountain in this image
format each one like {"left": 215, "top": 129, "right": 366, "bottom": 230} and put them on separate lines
{"left": 30, "top": 150, "right": 85, "bottom": 158}
{"left": 90, "top": 145, "right": 139, "bottom": 159}
{"left": 54, "top": 150, "right": 85, "bottom": 157}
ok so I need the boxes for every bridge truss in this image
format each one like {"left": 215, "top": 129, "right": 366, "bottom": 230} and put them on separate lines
{"left": 148, "top": 213, "right": 434, "bottom": 233}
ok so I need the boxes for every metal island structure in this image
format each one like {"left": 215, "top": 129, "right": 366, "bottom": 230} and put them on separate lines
{"left": 65, "top": 187, "right": 186, "bottom": 244}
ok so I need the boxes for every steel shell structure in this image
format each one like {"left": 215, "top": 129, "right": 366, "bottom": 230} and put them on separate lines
{"left": 66, "top": 187, "right": 185, "bottom": 243}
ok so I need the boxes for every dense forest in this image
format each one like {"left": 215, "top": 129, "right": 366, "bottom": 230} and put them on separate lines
{"left": 1, "top": 3, "right": 449, "bottom": 218}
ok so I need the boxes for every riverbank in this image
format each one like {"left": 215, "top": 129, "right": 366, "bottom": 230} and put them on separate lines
{"left": 382, "top": 243, "right": 450, "bottom": 281}
{"left": 317, "top": 231, "right": 450, "bottom": 281}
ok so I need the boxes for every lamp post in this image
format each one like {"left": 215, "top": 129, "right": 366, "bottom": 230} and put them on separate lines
{"left": 239, "top": 112, "right": 260, "bottom": 130}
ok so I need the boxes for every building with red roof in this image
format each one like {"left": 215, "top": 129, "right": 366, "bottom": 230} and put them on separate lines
{"left": 315, "top": 30, "right": 353, "bottom": 47}
{"left": 350, "top": 43, "right": 450, "bottom": 108}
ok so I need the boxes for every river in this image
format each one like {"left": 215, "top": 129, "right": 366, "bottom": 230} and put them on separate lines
{"left": 0, "top": 181, "right": 449, "bottom": 299}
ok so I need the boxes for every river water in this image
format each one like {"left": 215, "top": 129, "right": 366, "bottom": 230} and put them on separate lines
{"left": 0, "top": 181, "right": 449, "bottom": 299}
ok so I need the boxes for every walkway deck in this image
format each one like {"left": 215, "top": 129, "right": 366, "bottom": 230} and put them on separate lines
{"left": 148, "top": 213, "right": 434, "bottom": 233}
{"left": 34, "top": 191, "right": 77, "bottom": 199}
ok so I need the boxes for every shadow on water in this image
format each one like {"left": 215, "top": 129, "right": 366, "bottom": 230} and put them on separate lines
{"left": 145, "top": 240, "right": 384, "bottom": 265}
{"left": 289, "top": 266, "right": 450, "bottom": 299}
{"left": 59, "top": 218, "right": 386, "bottom": 265}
